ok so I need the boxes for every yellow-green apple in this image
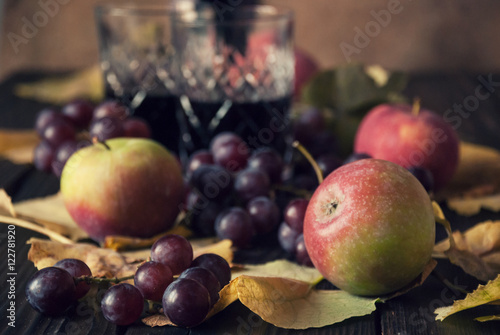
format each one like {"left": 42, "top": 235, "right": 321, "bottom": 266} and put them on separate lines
{"left": 354, "top": 103, "right": 460, "bottom": 190}
{"left": 60, "top": 138, "right": 184, "bottom": 241}
{"left": 303, "top": 159, "right": 435, "bottom": 296}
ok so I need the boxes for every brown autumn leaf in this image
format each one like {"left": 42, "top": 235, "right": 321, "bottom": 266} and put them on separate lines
{"left": 0, "top": 129, "right": 39, "bottom": 164}
{"left": 433, "top": 202, "right": 497, "bottom": 281}
{"left": 434, "top": 220, "right": 500, "bottom": 275}
{"left": 27, "top": 238, "right": 136, "bottom": 279}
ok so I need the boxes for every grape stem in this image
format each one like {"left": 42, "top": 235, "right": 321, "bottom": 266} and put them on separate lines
{"left": 292, "top": 141, "right": 324, "bottom": 184}
{"left": 75, "top": 274, "right": 135, "bottom": 285}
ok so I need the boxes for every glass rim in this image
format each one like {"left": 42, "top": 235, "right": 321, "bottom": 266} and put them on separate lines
{"left": 173, "top": 4, "right": 294, "bottom": 27}
{"left": 94, "top": 0, "right": 193, "bottom": 17}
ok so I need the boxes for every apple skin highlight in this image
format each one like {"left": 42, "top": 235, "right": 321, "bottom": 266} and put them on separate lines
{"left": 60, "top": 138, "right": 184, "bottom": 242}
{"left": 303, "top": 159, "right": 435, "bottom": 296}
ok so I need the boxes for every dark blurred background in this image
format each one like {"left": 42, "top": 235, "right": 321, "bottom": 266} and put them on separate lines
{"left": 1, "top": 0, "right": 499, "bottom": 81}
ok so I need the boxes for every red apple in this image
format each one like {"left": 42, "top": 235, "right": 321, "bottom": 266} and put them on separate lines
{"left": 354, "top": 103, "right": 460, "bottom": 190}
{"left": 304, "top": 159, "right": 435, "bottom": 296}
{"left": 60, "top": 138, "right": 184, "bottom": 241}
{"left": 294, "top": 47, "right": 319, "bottom": 98}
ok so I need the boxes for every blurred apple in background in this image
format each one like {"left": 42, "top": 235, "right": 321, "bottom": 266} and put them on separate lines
{"left": 60, "top": 138, "right": 184, "bottom": 242}
{"left": 294, "top": 47, "right": 319, "bottom": 98}
{"left": 304, "top": 159, "right": 435, "bottom": 296}
{"left": 354, "top": 103, "right": 460, "bottom": 191}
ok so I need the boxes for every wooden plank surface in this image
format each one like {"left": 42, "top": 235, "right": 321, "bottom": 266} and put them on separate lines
{"left": 1, "top": 72, "right": 500, "bottom": 334}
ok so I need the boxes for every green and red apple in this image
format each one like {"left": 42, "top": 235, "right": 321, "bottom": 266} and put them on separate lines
{"left": 60, "top": 138, "right": 184, "bottom": 242}
{"left": 304, "top": 159, "right": 435, "bottom": 296}
{"left": 354, "top": 103, "right": 460, "bottom": 190}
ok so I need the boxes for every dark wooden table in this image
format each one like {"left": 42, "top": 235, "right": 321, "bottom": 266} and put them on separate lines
{"left": 1, "top": 72, "right": 500, "bottom": 335}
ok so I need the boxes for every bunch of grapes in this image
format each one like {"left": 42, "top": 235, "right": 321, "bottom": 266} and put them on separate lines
{"left": 33, "top": 99, "right": 151, "bottom": 177}
{"left": 25, "top": 234, "right": 231, "bottom": 328}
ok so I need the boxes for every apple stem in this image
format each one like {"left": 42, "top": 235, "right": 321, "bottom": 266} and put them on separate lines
{"left": 292, "top": 141, "right": 324, "bottom": 184}
{"left": 412, "top": 98, "right": 421, "bottom": 116}
{"left": 92, "top": 136, "right": 111, "bottom": 150}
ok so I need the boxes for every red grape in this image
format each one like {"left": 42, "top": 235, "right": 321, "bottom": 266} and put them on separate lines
{"left": 408, "top": 166, "right": 434, "bottom": 192}
{"left": 295, "top": 234, "right": 314, "bottom": 267}
{"left": 51, "top": 141, "right": 78, "bottom": 178}
{"left": 234, "top": 168, "right": 271, "bottom": 203}
{"left": 278, "top": 221, "right": 300, "bottom": 254}
{"left": 185, "top": 150, "right": 214, "bottom": 180}
{"left": 54, "top": 258, "right": 92, "bottom": 299}
{"left": 247, "top": 147, "right": 284, "bottom": 184}
{"left": 210, "top": 132, "right": 249, "bottom": 172}
{"left": 34, "top": 107, "right": 62, "bottom": 136}
{"left": 101, "top": 283, "right": 144, "bottom": 325}
{"left": 283, "top": 198, "right": 309, "bottom": 233}
{"left": 162, "top": 278, "right": 210, "bottom": 328}
{"left": 93, "top": 100, "right": 129, "bottom": 120}
{"left": 134, "top": 261, "right": 173, "bottom": 302}
{"left": 42, "top": 118, "right": 76, "bottom": 147}
{"left": 190, "top": 164, "right": 233, "bottom": 202}
{"left": 179, "top": 267, "right": 221, "bottom": 306}
{"left": 215, "top": 207, "right": 255, "bottom": 248}
{"left": 246, "top": 196, "right": 280, "bottom": 234}
{"left": 191, "top": 253, "right": 231, "bottom": 288}
{"left": 25, "top": 267, "right": 76, "bottom": 316}
{"left": 123, "top": 117, "right": 151, "bottom": 138}
{"left": 33, "top": 140, "right": 56, "bottom": 173}
{"left": 89, "top": 116, "right": 125, "bottom": 141}
{"left": 150, "top": 234, "right": 193, "bottom": 275}
{"left": 62, "top": 99, "right": 94, "bottom": 129}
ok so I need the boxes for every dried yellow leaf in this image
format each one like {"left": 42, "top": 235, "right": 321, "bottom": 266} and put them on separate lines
{"left": 14, "top": 65, "right": 104, "bottom": 104}
{"left": 435, "top": 274, "right": 500, "bottom": 321}
{"left": 0, "top": 129, "right": 39, "bottom": 163}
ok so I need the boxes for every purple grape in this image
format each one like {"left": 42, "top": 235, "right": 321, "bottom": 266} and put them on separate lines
{"left": 134, "top": 261, "right": 173, "bottom": 302}
{"left": 210, "top": 132, "right": 249, "bottom": 172}
{"left": 278, "top": 221, "right": 300, "bottom": 254}
{"left": 215, "top": 207, "right": 255, "bottom": 248}
{"left": 25, "top": 267, "right": 76, "bottom": 316}
{"left": 123, "top": 117, "right": 151, "bottom": 138}
{"left": 190, "top": 164, "right": 233, "bottom": 202}
{"left": 288, "top": 174, "right": 317, "bottom": 192}
{"left": 247, "top": 147, "right": 284, "bottom": 184}
{"left": 185, "top": 150, "right": 214, "bottom": 180}
{"left": 307, "top": 131, "right": 339, "bottom": 158}
{"left": 283, "top": 198, "right": 309, "bottom": 233}
{"left": 190, "top": 199, "right": 223, "bottom": 237}
{"left": 343, "top": 152, "right": 371, "bottom": 165}
{"left": 62, "top": 99, "right": 94, "bottom": 129}
{"left": 293, "top": 107, "right": 325, "bottom": 145}
{"left": 246, "top": 196, "right": 280, "bottom": 234}
{"left": 33, "top": 140, "right": 56, "bottom": 173}
{"left": 89, "top": 116, "right": 125, "bottom": 141}
{"left": 191, "top": 253, "right": 231, "bottom": 288}
{"left": 51, "top": 141, "right": 78, "bottom": 178}
{"left": 316, "top": 154, "right": 343, "bottom": 177}
{"left": 162, "top": 278, "right": 210, "bottom": 328}
{"left": 34, "top": 107, "right": 62, "bottom": 136}
{"left": 93, "top": 100, "right": 129, "bottom": 120}
{"left": 54, "top": 258, "right": 92, "bottom": 300}
{"left": 234, "top": 168, "right": 271, "bottom": 203}
{"left": 101, "top": 283, "right": 144, "bottom": 325}
{"left": 179, "top": 267, "right": 221, "bottom": 306}
{"left": 150, "top": 234, "right": 193, "bottom": 275}
{"left": 408, "top": 166, "right": 434, "bottom": 192}
{"left": 41, "top": 118, "right": 76, "bottom": 147}
{"left": 295, "top": 234, "right": 314, "bottom": 267}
